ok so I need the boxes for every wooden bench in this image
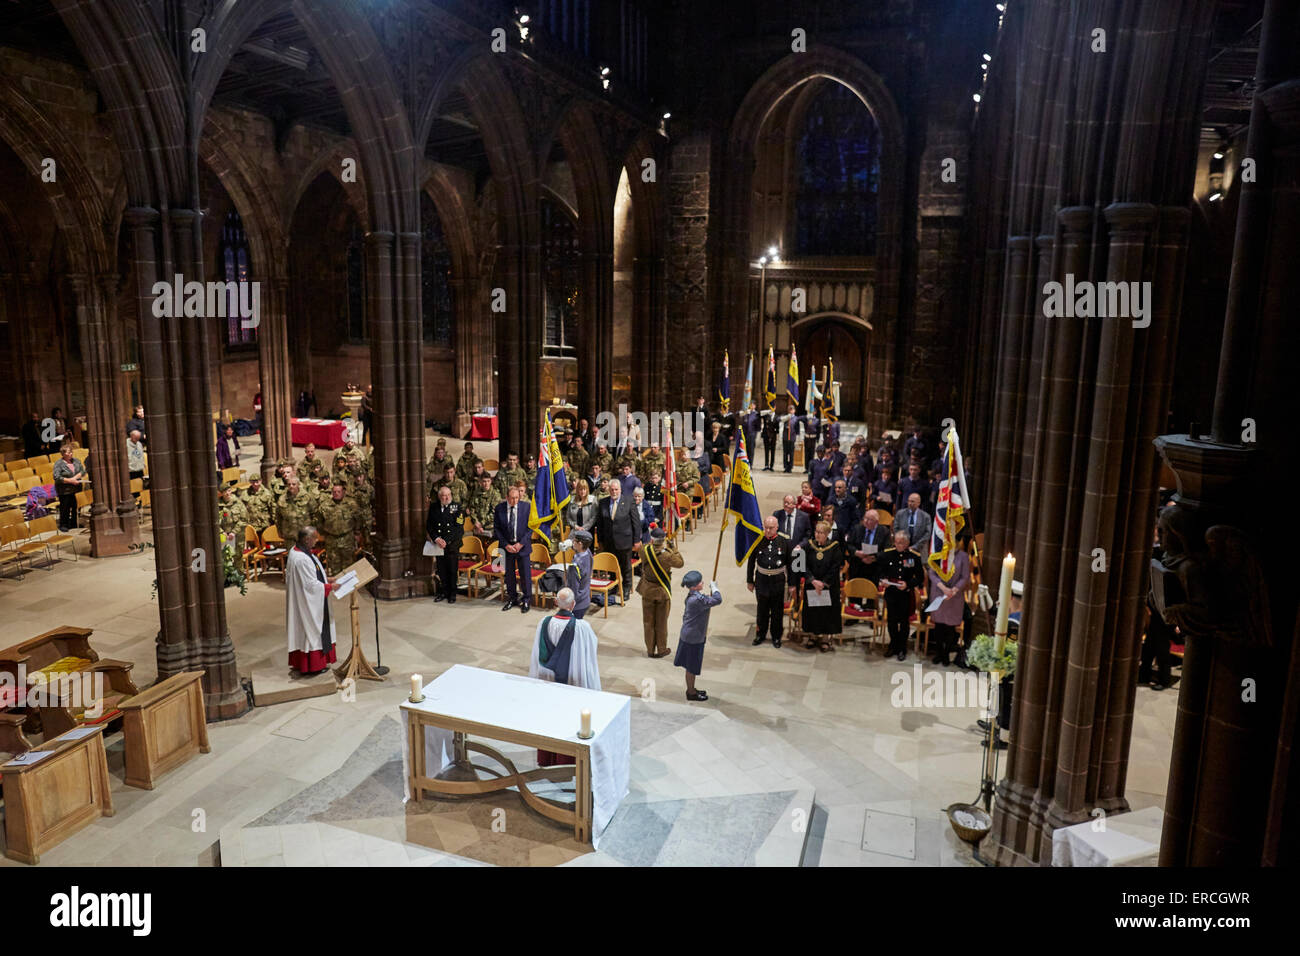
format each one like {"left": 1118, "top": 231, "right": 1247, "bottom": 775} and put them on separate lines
{"left": 119, "top": 671, "right": 209, "bottom": 790}
{"left": 0, "top": 626, "right": 140, "bottom": 740}
{"left": 0, "top": 724, "right": 114, "bottom": 864}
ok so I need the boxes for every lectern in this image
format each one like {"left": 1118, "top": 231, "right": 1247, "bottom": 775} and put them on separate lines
{"left": 332, "top": 557, "right": 385, "bottom": 684}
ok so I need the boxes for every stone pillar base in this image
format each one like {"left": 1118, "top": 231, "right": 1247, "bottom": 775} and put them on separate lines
{"left": 156, "top": 631, "right": 249, "bottom": 721}
{"left": 89, "top": 509, "right": 141, "bottom": 557}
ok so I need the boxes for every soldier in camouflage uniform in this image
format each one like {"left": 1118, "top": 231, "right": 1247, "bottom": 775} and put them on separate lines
{"left": 269, "top": 461, "right": 294, "bottom": 498}
{"left": 465, "top": 459, "right": 490, "bottom": 490}
{"left": 615, "top": 448, "right": 640, "bottom": 477}
{"left": 333, "top": 438, "right": 366, "bottom": 488}
{"left": 241, "top": 476, "right": 276, "bottom": 535}
{"left": 639, "top": 443, "right": 666, "bottom": 482}
{"left": 276, "top": 477, "right": 314, "bottom": 543}
{"left": 425, "top": 446, "right": 453, "bottom": 494}
{"left": 493, "top": 452, "right": 527, "bottom": 498}
{"left": 351, "top": 474, "right": 375, "bottom": 552}
{"left": 217, "top": 485, "right": 247, "bottom": 552}
{"left": 454, "top": 442, "right": 481, "bottom": 484}
{"left": 467, "top": 473, "right": 501, "bottom": 536}
{"left": 676, "top": 454, "right": 701, "bottom": 494}
{"left": 566, "top": 436, "right": 590, "bottom": 482}
{"left": 316, "top": 481, "right": 357, "bottom": 574}
{"left": 297, "top": 443, "right": 326, "bottom": 484}
{"left": 430, "top": 463, "right": 468, "bottom": 506}
{"left": 589, "top": 443, "right": 613, "bottom": 477}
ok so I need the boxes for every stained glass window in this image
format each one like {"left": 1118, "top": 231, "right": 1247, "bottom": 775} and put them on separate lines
{"left": 795, "top": 83, "right": 880, "bottom": 256}
{"left": 219, "top": 210, "right": 256, "bottom": 347}
{"left": 420, "top": 193, "right": 454, "bottom": 348}
{"left": 541, "top": 196, "right": 579, "bottom": 356}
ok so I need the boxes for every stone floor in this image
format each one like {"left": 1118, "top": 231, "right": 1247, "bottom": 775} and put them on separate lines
{"left": 0, "top": 428, "right": 1180, "bottom": 866}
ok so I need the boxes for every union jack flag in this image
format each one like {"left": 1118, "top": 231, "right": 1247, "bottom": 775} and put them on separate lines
{"left": 928, "top": 427, "right": 972, "bottom": 582}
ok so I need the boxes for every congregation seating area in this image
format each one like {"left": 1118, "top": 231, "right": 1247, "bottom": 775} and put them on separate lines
{"left": 0, "top": 626, "right": 211, "bottom": 864}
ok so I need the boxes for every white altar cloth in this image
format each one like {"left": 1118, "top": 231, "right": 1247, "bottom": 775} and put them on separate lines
{"left": 400, "top": 664, "right": 631, "bottom": 843}
{"left": 1051, "top": 805, "right": 1164, "bottom": 867}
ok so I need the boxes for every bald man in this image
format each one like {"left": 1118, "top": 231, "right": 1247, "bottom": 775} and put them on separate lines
{"left": 747, "top": 516, "right": 794, "bottom": 648}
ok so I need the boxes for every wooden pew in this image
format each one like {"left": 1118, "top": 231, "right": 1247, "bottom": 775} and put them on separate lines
{"left": 0, "top": 626, "right": 140, "bottom": 739}
{"left": 0, "top": 724, "right": 114, "bottom": 864}
{"left": 119, "top": 671, "right": 210, "bottom": 790}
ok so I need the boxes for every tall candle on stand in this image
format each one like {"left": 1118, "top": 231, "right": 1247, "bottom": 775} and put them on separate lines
{"left": 995, "top": 554, "right": 1015, "bottom": 655}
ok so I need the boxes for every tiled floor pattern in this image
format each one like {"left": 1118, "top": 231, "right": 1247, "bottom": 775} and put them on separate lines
{"left": 0, "top": 431, "right": 1179, "bottom": 866}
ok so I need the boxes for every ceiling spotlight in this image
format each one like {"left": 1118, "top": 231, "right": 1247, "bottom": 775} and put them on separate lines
{"left": 981, "top": 63, "right": 988, "bottom": 71}
{"left": 996, "top": 3, "right": 1006, "bottom": 10}
{"left": 757, "top": 256, "right": 768, "bottom": 267}
{"left": 600, "top": 66, "right": 610, "bottom": 76}
{"left": 983, "top": 53, "right": 992, "bottom": 62}
{"left": 973, "top": 93, "right": 982, "bottom": 103}
{"left": 1213, "top": 150, "right": 1224, "bottom": 160}
{"left": 518, "top": 13, "right": 530, "bottom": 23}
{"left": 663, "top": 112, "right": 671, "bottom": 120}
{"left": 1209, "top": 191, "right": 1223, "bottom": 202}
{"left": 768, "top": 246, "right": 778, "bottom": 257}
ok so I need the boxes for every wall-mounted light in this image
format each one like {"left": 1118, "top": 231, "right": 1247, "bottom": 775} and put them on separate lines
{"left": 659, "top": 111, "right": 672, "bottom": 136}
{"left": 996, "top": 2, "right": 1006, "bottom": 11}
{"left": 973, "top": 93, "right": 982, "bottom": 103}
{"left": 983, "top": 53, "right": 992, "bottom": 62}
{"left": 514, "top": 8, "right": 531, "bottom": 42}
{"left": 768, "top": 246, "right": 779, "bottom": 260}
{"left": 1213, "top": 150, "right": 1224, "bottom": 160}
{"left": 600, "top": 65, "right": 611, "bottom": 91}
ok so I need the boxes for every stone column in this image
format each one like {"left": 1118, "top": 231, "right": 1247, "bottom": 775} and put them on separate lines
{"left": 256, "top": 275, "right": 293, "bottom": 482}
{"left": 495, "top": 240, "right": 544, "bottom": 457}
{"left": 69, "top": 273, "right": 140, "bottom": 556}
{"left": 631, "top": 255, "right": 667, "bottom": 413}
{"left": 578, "top": 250, "right": 613, "bottom": 425}
{"left": 127, "top": 205, "right": 245, "bottom": 720}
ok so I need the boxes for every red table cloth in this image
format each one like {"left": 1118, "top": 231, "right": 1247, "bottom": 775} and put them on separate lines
{"left": 469, "top": 415, "right": 498, "bottom": 440}
{"left": 291, "top": 418, "right": 348, "bottom": 449}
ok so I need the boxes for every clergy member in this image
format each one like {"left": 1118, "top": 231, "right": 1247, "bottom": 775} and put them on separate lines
{"left": 528, "top": 587, "right": 601, "bottom": 766}
{"left": 287, "top": 525, "right": 336, "bottom": 675}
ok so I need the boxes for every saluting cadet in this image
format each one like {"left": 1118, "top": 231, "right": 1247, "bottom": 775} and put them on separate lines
{"left": 675, "top": 571, "right": 722, "bottom": 701}
{"left": 636, "top": 527, "right": 684, "bottom": 658}
{"left": 748, "top": 516, "right": 794, "bottom": 648}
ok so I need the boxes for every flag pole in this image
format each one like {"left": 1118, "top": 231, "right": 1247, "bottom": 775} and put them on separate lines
{"left": 711, "top": 449, "right": 737, "bottom": 581}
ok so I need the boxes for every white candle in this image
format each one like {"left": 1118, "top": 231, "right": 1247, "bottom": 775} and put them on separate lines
{"left": 410, "top": 673, "right": 423, "bottom": 700}
{"left": 995, "top": 554, "right": 1015, "bottom": 653}
{"left": 580, "top": 709, "right": 592, "bottom": 737}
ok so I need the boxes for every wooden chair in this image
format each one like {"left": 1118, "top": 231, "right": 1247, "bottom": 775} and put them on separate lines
{"left": 720, "top": 452, "right": 731, "bottom": 473}
{"left": 690, "top": 481, "right": 709, "bottom": 522}
{"left": 35, "top": 468, "right": 54, "bottom": 484}
{"left": 259, "top": 525, "right": 288, "bottom": 576}
{"left": 0, "top": 509, "right": 21, "bottom": 528}
{"left": 11, "top": 468, "right": 34, "bottom": 481}
{"left": 709, "top": 466, "right": 724, "bottom": 507}
{"left": 0, "top": 524, "right": 28, "bottom": 580}
{"left": 15, "top": 475, "right": 39, "bottom": 494}
{"left": 129, "top": 477, "right": 144, "bottom": 495}
{"left": 589, "top": 551, "right": 623, "bottom": 617}
{"left": 482, "top": 458, "right": 500, "bottom": 472}
{"left": 75, "top": 490, "right": 93, "bottom": 522}
{"left": 529, "top": 542, "right": 553, "bottom": 606}
{"left": 72, "top": 447, "right": 90, "bottom": 462}
{"left": 0, "top": 480, "right": 16, "bottom": 500}
{"left": 785, "top": 587, "right": 804, "bottom": 641}
{"left": 478, "top": 541, "right": 507, "bottom": 599}
{"left": 841, "top": 578, "right": 883, "bottom": 646}
{"left": 17, "top": 515, "right": 76, "bottom": 566}
{"left": 221, "top": 466, "right": 242, "bottom": 487}
{"left": 241, "top": 525, "right": 263, "bottom": 581}
{"left": 457, "top": 535, "right": 486, "bottom": 597}
{"left": 876, "top": 510, "right": 893, "bottom": 528}
{"left": 138, "top": 489, "right": 152, "bottom": 522}
{"left": 676, "top": 491, "right": 698, "bottom": 535}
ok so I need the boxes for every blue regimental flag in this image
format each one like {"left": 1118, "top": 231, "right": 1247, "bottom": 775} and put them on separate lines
{"left": 719, "top": 349, "right": 731, "bottom": 412}
{"left": 725, "top": 428, "right": 765, "bottom": 565}
{"left": 741, "top": 354, "right": 754, "bottom": 411}
{"left": 529, "top": 413, "right": 571, "bottom": 545}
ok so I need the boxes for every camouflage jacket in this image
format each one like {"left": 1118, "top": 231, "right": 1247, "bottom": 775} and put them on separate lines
{"left": 316, "top": 497, "right": 356, "bottom": 539}
{"left": 467, "top": 485, "right": 502, "bottom": 530}
{"left": 241, "top": 487, "right": 276, "bottom": 529}
{"left": 454, "top": 453, "right": 481, "bottom": 484}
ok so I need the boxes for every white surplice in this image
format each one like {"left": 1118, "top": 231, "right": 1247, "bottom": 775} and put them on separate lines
{"left": 286, "top": 546, "right": 335, "bottom": 657}
{"left": 528, "top": 613, "right": 601, "bottom": 690}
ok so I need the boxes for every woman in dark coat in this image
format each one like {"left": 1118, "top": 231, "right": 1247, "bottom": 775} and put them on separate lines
{"left": 800, "top": 521, "right": 843, "bottom": 652}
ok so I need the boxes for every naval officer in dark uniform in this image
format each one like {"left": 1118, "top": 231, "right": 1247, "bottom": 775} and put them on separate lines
{"left": 878, "top": 529, "right": 925, "bottom": 660}
{"left": 426, "top": 484, "right": 464, "bottom": 603}
{"left": 747, "top": 516, "right": 794, "bottom": 648}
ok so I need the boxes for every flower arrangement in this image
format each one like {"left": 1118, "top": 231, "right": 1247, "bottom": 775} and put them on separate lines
{"left": 966, "top": 633, "right": 1018, "bottom": 675}
{"left": 219, "top": 533, "right": 248, "bottom": 595}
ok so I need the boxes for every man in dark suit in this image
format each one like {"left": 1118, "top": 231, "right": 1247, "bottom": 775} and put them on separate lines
{"left": 846, "top": 509, "right": 890, "bottom": 583}
{"left": 772, "top": 495, "right": 812, "bottom": 551}
{"left": 897, "top": 462, "right": 933, "bottom": 516}
{"left": 896, "top": 492, "right": 933, "bottom": 555}
{"left": 781, "top": 411, "right": 801, "bottom": 473}
{"left": 597, "top": 480, "right": 642, "bottom": 603}
{"left": 803, "top": 416, "right": 820, "bottom": 473}
{"left": 493, "top": 485, "right": 533, "bottom": 613}
{"left": 826, "top": 480, "right": 861, "bottom": 544}
{"left": 426, "top": 485, "right": 464, "bottom": 604}
{"left": 760, "top": 411, "right": 778, "bottom": 471}
{"left": 810, "top": 446, "right": 838, "bottom": 500}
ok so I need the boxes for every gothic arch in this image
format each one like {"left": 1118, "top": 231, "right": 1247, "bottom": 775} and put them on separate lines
{"left": 200, "top": 112, "right": 289, "bottom": 280}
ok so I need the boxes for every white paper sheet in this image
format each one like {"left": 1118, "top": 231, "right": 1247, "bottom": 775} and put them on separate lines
{"left": 925, "top": 594, "right": 945, "bottom": 613}
{"left": 862, "top": 543, "right": 878, "bottom": 555}
{"left": 805, "top": 589, "right": 832, "bottom": 607}
{"left": 423, "top": 541, "right": 443, "bottom": 557}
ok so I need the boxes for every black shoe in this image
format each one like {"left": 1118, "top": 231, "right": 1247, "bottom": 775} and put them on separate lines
{"left": 520, "top": 604, "right": 530, "bottom": 614}
{"left": 448, "top": 597, "right": 456, "bottom": 604}
{"left": 931, "top": 655, "right": 945, "bottom": 665}
{"left": 897, "top": 651, "right": 906, "bottom": 661}
{"left": 1150, "top": 682, "right": 1166, "bottom": 691}
{"left": 501, "top": 601, "right": 515, "bottom": 611}
{"left": 434, "top": 593, "right": 445, "bottom": 603}
{"left": 773, "top": 638, "right": 782, "bottom": 649}
{"left": 977, "top": 719, "right": 992, "bottom": 732}
{"left": 982, "top": 738, "right": 1009, "bottom": 751}
{"left": 752, "top": 635, "right": 766, "bottom": 646}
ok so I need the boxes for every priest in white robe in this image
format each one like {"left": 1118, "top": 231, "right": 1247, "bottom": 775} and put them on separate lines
{"left": 528, "top": 587, "right": 600, "bottom": 766}
{"left": 287, "top": 525, "right": 337, "bottom": 675}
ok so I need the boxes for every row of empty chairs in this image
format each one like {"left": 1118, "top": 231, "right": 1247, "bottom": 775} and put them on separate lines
{"left": 0, "top": 514, "right": 79, "bottom": 579}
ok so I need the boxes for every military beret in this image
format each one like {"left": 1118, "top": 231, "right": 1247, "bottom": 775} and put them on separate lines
{"left": 572, "top": 529, "right": 594, "bottom": 545}
{"left": 650, "top": 525, "right": 666, "bottom": 540}
{"left": 682, "top": 570, "right": 702, "bottom": 588}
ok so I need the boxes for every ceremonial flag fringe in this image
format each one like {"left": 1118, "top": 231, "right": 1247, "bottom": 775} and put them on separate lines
{"left": 741, "top": 354, "right": 754, "bottom": 412}
{"left": 529, "top": 413, "right": 571, "bottom": 546}
{"left": 663, "top": 419, "right": 680, "bottom": 533}
{"left": 825, "top": 356, "right": 839, "bottom": 422}
{"left": 725, "top": 427, "right": 765, "bottom": 566}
